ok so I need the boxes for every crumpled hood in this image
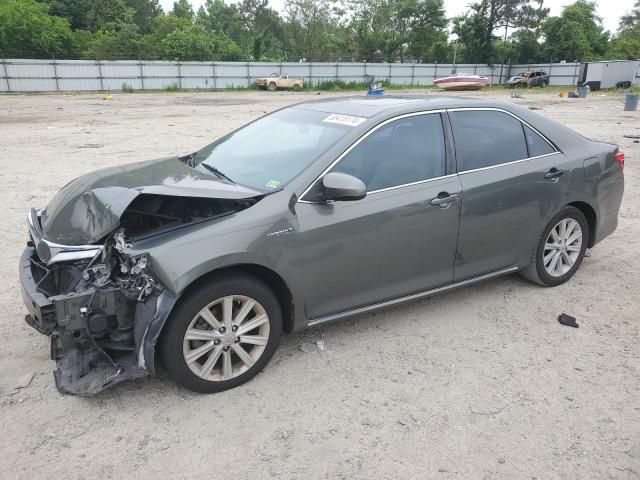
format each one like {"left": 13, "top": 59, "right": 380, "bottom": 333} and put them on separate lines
{"left": 41, "top": 157, "right": 262, "bottom": 245}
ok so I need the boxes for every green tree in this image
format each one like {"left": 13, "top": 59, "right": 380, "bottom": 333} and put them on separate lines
{"left": 285, "top": 0, "right": 339, "bottom": 61}
{"left": 453, "top": 0, "right": 548, "bottom": 63}
{"left": 172, "top": 0, "right": 194, "bottom": 20}
{"left": 161, "top": 24, "right": 243, "bottom": 60}
{"left": 238, "top": 0, "right": 284, "bottom": 60}
{"left": 606, "top": 1, "right": 640, "bottom": 59}
{"left": 0, "top": 0, "right": 74, "bottom": 57}
{"left": 48, "top": 0, "right": 93, "bottom": 30}
{"left": 541, "top": 1, "right": 608, "bottom": 62}
{"left": 197, "top": 0, "right": 244, "bottom": 45}
{"left": 86, "top": 0, "right": 136, "bottom": 32}
{"left": 85, "top": 22, "right": 142, "bottom": 58}
{"left": 126, "top": 0, "right": 164, "bottom": 33}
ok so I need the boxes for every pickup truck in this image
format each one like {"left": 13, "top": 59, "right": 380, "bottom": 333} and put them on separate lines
{"left": 256, "top": 73, "right": 304, "bottom": 91}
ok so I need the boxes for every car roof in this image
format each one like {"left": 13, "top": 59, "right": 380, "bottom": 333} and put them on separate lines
{"left": 290, "top": 95, "right": 516, "bottom": 118}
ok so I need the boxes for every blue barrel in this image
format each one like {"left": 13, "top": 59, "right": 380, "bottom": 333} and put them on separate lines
{"left": 624, "top": 94, "right": 639, "bottom": 111}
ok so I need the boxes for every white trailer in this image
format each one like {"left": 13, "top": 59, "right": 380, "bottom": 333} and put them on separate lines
{"left": 577, "top": 60, "right": 640, "bottom": 90}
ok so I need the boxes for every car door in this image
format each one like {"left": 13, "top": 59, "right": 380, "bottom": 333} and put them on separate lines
{"left": 294, "top": 112, "right": 462, "bottom": 319}
{"left": 280, "top": 76, "right": 292, "bottom": 88}
{"left": 448, "top": 108, "right": 569, "bottom": 281}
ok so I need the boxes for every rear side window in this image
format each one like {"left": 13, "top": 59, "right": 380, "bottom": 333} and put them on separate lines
{"left": 452, "top": 110, "right": 528, "bottom": 171}
{"left": 523, "top": 125, "right": 555, "bottom": 157}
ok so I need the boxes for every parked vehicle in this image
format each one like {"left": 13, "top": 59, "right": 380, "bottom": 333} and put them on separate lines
{"left": 20, "top": 96, "right": 624, "bottom": 395}
{"left": 256, "top": 73, "right": 303, "bottom": 91}
{"left": 578, "top": 60, "right": 640, "bottom": 90}
{"left": 507, "top": 71, "right": 549, "bottom": 88}
{"left": 433, "top": 73, "right": 489, "bottom": 91}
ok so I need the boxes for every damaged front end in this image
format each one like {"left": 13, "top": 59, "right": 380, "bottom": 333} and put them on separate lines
{"left": 20, "top": 209, "right": 177, "bottom": 395}
{"left": 20, "top": 188, "right": 261, "bottom": 395}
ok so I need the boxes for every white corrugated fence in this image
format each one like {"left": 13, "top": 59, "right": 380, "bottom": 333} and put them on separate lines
{"left": 0, "top": 59, "right": 583, "bottom": 93}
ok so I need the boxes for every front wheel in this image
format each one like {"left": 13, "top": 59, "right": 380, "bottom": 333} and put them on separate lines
{"left": 160, "top": 274, "right": 282, "bottom": 393}
{"left": 520, "top": 206, "right": 589, "bottom": 287}
{"left": 267, "top": 82, "right": 277, "bottom": 91}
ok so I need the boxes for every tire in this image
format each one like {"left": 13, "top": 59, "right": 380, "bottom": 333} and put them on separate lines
{"left": 293, "top": 84, "right": 301, "bottom": 91}
{"left": 267, "top": 82, "right": 277, "bottom": 92}
{"left": 520, "top": 206, "right": 589, "bottom": 287}
{"left": 160, "top": 273, "right": 282, "bottom": 393}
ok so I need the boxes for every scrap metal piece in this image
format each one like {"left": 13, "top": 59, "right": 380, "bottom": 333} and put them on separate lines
{"left": 558, "top": 313, "right": 579, "bottom": 328}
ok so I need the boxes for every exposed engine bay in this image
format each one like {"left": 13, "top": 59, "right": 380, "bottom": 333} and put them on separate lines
{"left": 21, "top": 193, "right": 259, "bottom": 395}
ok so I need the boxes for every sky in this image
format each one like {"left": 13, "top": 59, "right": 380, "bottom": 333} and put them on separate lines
{"left": 159, "top": 0, "right": 635, "bottom": 34}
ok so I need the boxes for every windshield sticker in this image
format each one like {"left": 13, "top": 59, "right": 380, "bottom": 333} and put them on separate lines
{"left": 323, "top": 113, "right": 366, "bottom": 127}
{"left": 265, "top": 179, "right": 281, "bottom": 189}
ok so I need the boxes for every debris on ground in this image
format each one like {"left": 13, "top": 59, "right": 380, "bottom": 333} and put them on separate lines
{"left": 510, "top": 92, "right": 523, "bottom": 99}
{"left": 623, "top": 134, "right": 640, "bottom": 139}
{"left": 558, "top": 313, "right": 579, "bottom": 328}
{"left": 300, "top": 342, "right": 319, "bottom": 353}
{"left": 528, "top": 106, "right": 541, "bottom": 110}
{"left": 15, "top": 371, "right": 35, "bottom": 390}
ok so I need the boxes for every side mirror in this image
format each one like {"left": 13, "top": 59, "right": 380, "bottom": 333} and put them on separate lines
{"left": 321, "top": 172, "right": 366, "bottom": 201}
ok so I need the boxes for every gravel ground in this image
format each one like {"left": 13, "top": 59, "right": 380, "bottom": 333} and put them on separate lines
{"left": 0, "top": 89, "right": 638, "bottom": 480}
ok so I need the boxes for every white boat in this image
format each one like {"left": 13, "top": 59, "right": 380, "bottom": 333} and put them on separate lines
{"left": 433, "top": 73, "right": 489, "bottom": 91}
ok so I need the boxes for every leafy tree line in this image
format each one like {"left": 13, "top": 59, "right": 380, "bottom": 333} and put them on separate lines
{"left": 0, "top": 0, "right": 638, "bottom": 63}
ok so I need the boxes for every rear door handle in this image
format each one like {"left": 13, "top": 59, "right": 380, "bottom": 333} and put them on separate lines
{"left": 430, "top": 192, "right": 458, "bottom": 207}
{"left": 544, "top": 168, "right": 564, "bottom": 180}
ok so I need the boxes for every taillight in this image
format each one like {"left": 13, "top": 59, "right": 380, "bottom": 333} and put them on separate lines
{"left": 615, "top": 151, "right": 625, "bottom": 170}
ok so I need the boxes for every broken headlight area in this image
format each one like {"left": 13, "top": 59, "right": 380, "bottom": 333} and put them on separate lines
{"left": 22, "top": 231, "right": 168, "bottom": 396}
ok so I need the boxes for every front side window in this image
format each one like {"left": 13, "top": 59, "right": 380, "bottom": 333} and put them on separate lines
{"left": 192, "top": 108, "right": 355, "bottom": 191}
{"left": 452, "top": 110, "right": 528, "bottom": 171}
{"left": 330, "top": 113, "right": 446, "bottom": 192}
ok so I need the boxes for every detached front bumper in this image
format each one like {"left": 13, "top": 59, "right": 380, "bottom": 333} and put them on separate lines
{"left": 20, "top": 246, "right": 56, "bottom": 335}
{"left": 19, "top": 243, "right": 175, "bottom": 396}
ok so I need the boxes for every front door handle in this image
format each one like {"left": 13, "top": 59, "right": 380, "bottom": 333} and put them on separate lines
{"left": 430, "top": 192, "right": 458, "bottom": 207}
{"left": 544, "top": 168, "right": 564, "bottom": 180}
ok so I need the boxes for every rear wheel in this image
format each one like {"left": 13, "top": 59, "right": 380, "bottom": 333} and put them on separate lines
{"left": 293, "top": 84, "right": 301, "bottom": 91}
{"left": 267, "top": 82, "right": 277, "bottom": 92}
{"left": 160, "top": 274, "right": 282, "bottom": 393}
{"left": 520, "top": 207, "right": 589, "bottom": 287}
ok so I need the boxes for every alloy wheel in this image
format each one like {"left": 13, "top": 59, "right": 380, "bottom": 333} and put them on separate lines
{"left": 182, "top": 295, "right": 270, "bottom": 381}
{"left": 543, "top": 218, "right": 583, "bottom": 277}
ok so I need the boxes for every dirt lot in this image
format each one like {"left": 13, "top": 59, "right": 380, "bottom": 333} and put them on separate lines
{"left": 0, "top": 89, "right": 638, "bottom": 479}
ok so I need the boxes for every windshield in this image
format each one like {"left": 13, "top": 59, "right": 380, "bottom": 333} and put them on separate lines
{"left": 192, "top": 108, "right": 357, "bottom": 191}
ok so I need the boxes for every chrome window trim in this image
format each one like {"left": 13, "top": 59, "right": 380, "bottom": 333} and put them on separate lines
{"left": 457, "top": 151, "right": 561, "bottom": 175}
{"left": 297, "top": 110, "right": 447, "bottom": 204}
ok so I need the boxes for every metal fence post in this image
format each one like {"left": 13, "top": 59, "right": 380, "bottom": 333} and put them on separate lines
{"left": 573, "top": 62, "right": 579, "bottom": 85}
{"left": 411, "top": 63, "right": 415, "bottom": 86}
{"left": 212, "top": 61, "right": 216, "bottom": 89}
{"left": 474, "top": 63, "right": 477, "bottom": 74}
{"left": 96, "top": 60, "right": 104, "bottom": 91}
{"left": 279, "top": 62, "right": 283, "bottom": 76}
{"left": 388, "top": 63, "right": 392, "bottom": 83}
{"left": 364, "top": 62, "right": 367, "bottom": 83}
{"left": 434, "top": 62, "right": 438, "bottom": 83}
{"left": 139, "top": 58, "right": 144, "bottom": 90}
{"left": 308, "top": 62, "right": 312, "bottom": 86}
{"left": 335, "top": 62, "right": 339, "bottom": 82}
{"left": 52, "top": 54, "right": 59, "bottom": 91}
{"left": 246, "top": 62, "right": 250, "bottom": 87}
{"left": 177, "top": 61, "right": 182, "bottom": 88}
{"left": 548, "top": 62, "right": 552, "bottom": 85}
{"left": 1, "top": 57, "right": 10, "bottom": 92}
